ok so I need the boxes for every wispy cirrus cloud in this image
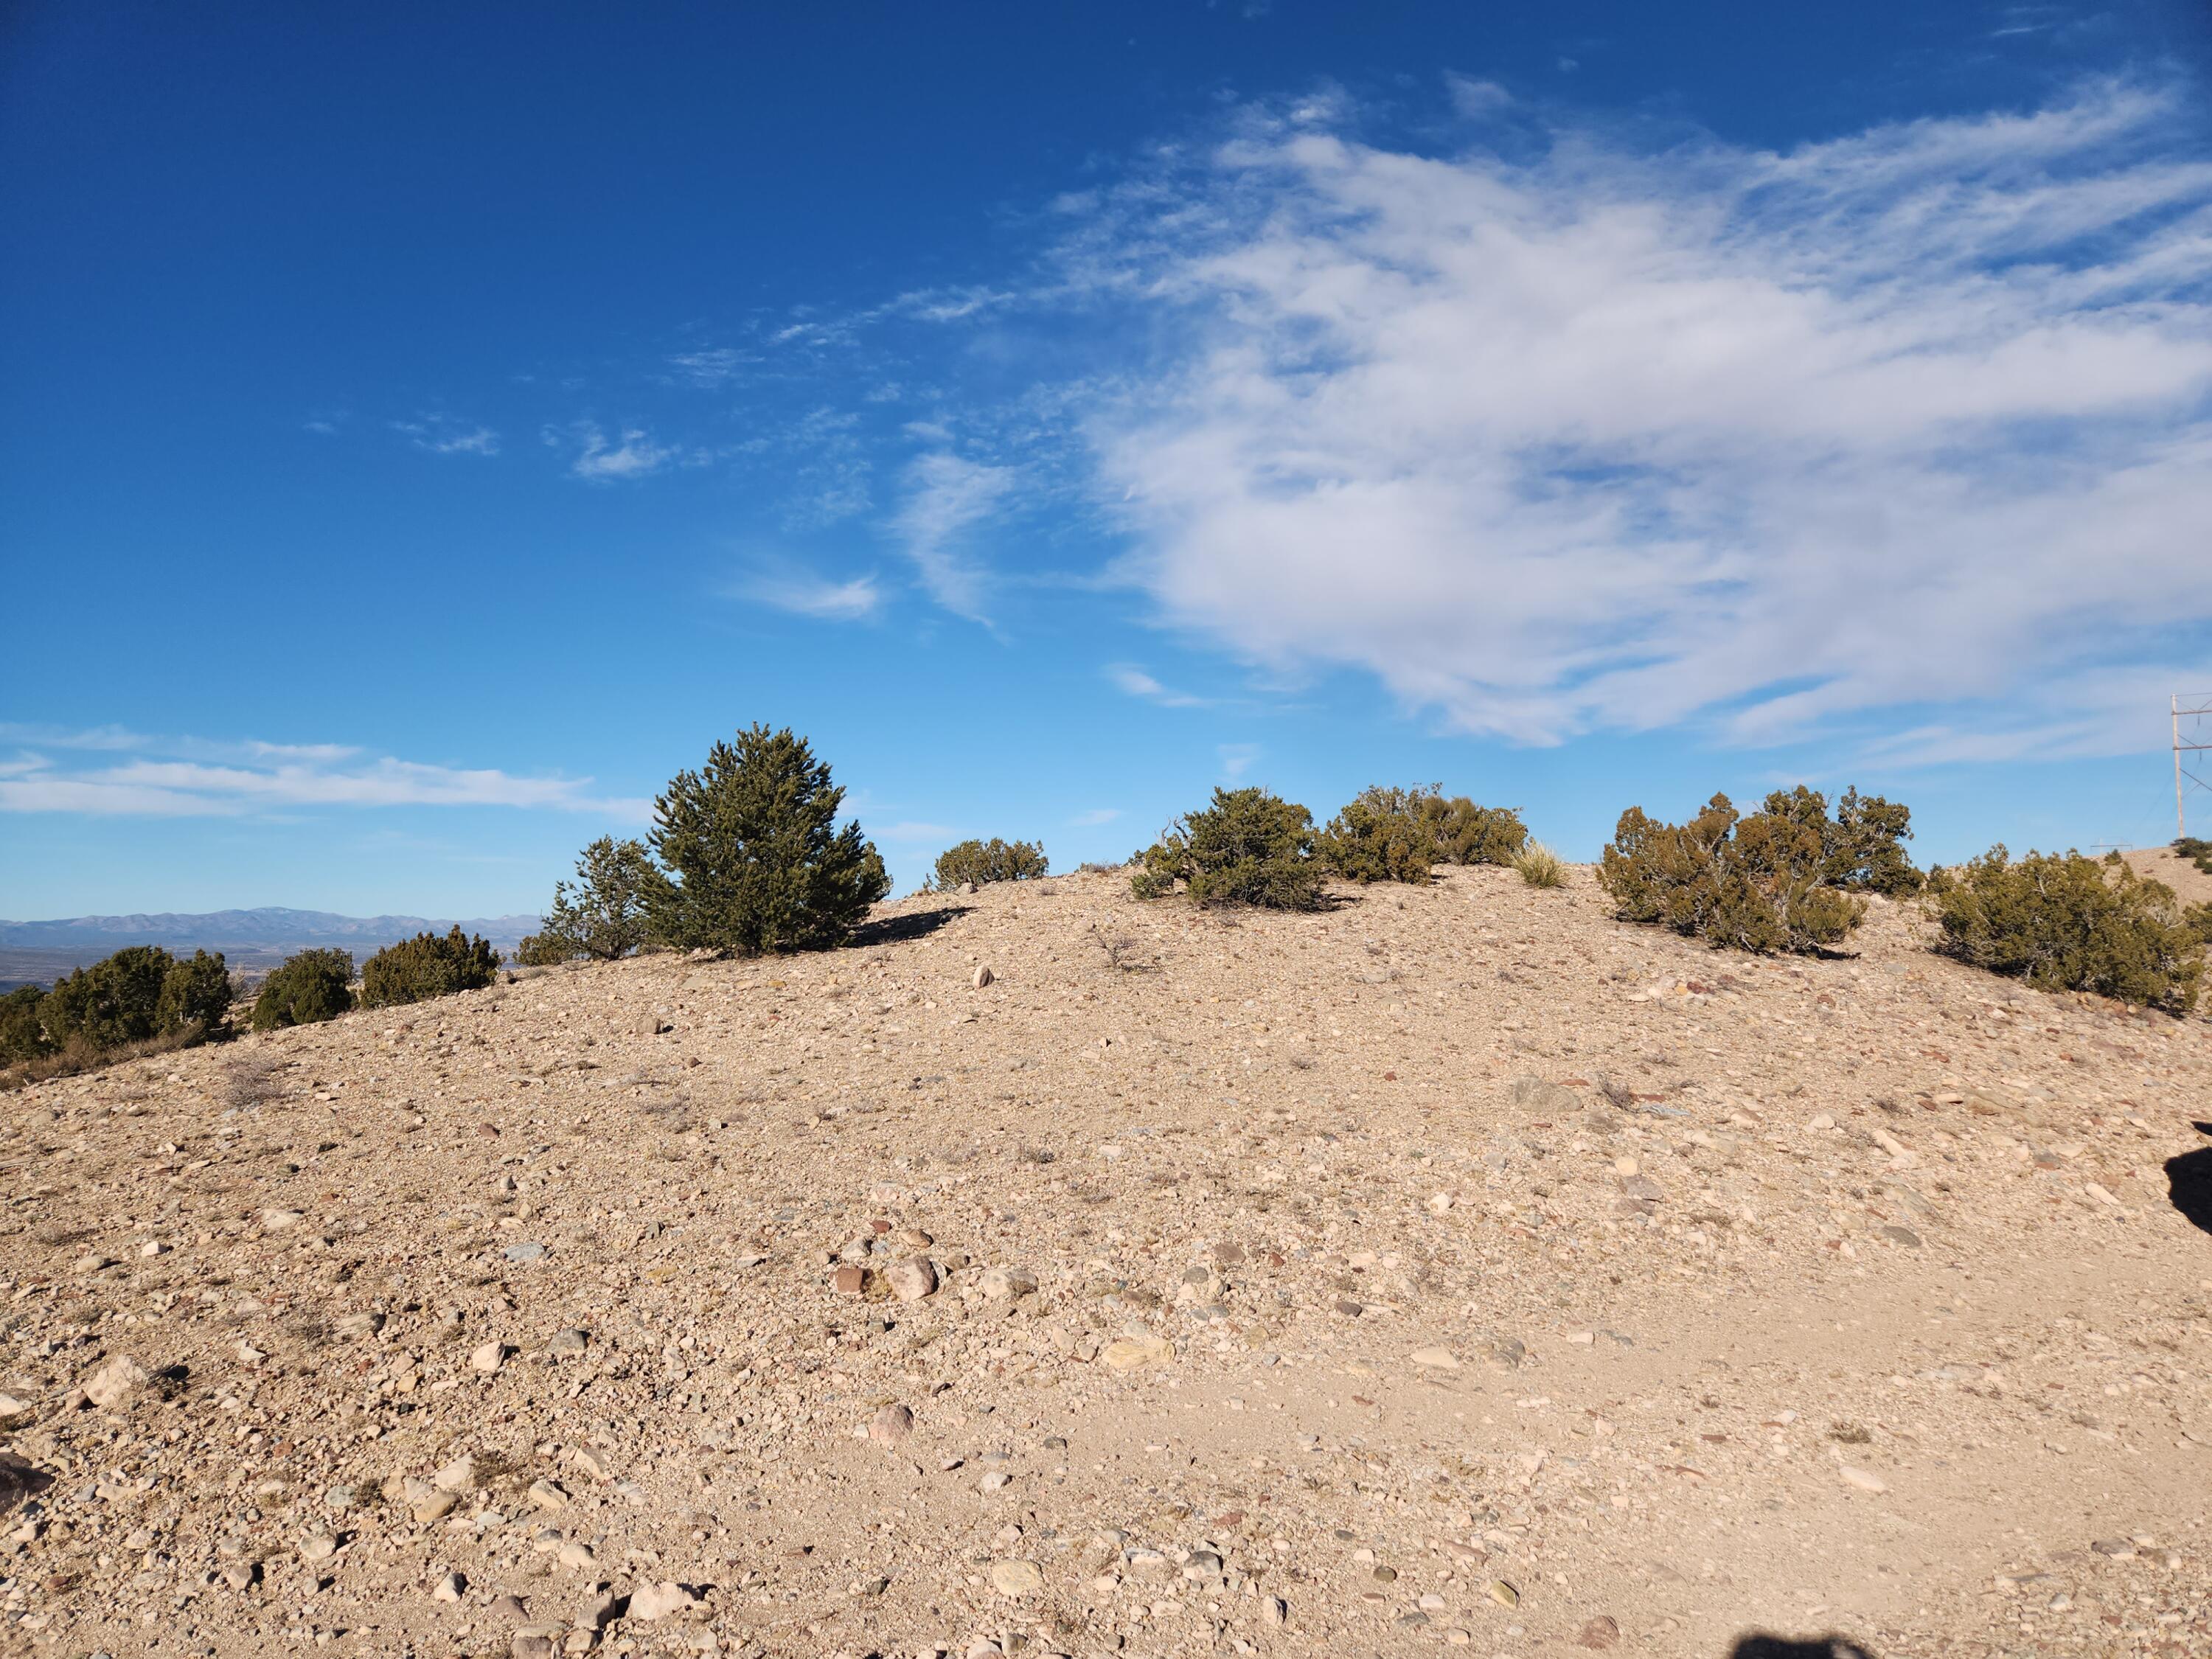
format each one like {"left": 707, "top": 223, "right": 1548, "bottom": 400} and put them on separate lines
{"left": 0, "top": 728, "right": 647, "bottom": 819}
{"left": 1107, "top": 664, "right": 1211, "bottom": 708}
{"left": 393, "top": 414, "right": 500, "bottom": 456}
{"left": 1060, "top": 79, "right": 2212, "bottom": 758}
{"left": 891, "top": 451, "right": 1016, "bottom": 621}
{"left": 1068, "top": 807, "right": 1123, "bottom": 827}
{"left": 734, "top": 568, "right": 883, "bottom": 621}
{"left": 548, "top": 420, "right": 691, "bottom": 481}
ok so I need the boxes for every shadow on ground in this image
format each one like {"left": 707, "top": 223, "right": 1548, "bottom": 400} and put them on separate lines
{"left": 1728, "top": 1637, "right": 1877, "bottom": 1659}
{"left": 849, "top": 905, "right": 971, "bottom": 947}
{"left": 2167, "top": 1142, "right": 2212, "bottom": 1237}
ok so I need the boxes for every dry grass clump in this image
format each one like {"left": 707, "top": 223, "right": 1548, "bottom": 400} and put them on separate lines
{"left": 1513, "top": 841, "right": 1566, "bottom": 888}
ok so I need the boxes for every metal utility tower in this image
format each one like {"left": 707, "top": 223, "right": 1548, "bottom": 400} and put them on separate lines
{"left": 2177, "top": 692, "right": 2212, "bottom": 838}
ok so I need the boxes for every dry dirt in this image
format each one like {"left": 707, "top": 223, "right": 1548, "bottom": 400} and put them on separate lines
{"left": 3, "top": 865, "right": 2210, "bottom": 1659}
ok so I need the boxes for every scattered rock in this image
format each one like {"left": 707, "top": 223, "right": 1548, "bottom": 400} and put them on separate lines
{"left": 82, "top": 1354, "right": 149, "bottom": 1411}
{"left": 980, "top": 1265, "right": 1037, "bottom": 1301}
{"left": 973, "top": 964, "right": 995, "bottom": 989}
{"left": 1576, "top": 1615, "right": 1621, "bottom": 1649}
{"left": 1409, "top": 1345, "right": 1460, "bottom": 1371}
{"left": 629, "top": 1580, "right": 698, "bottom": 1621}
{"left": 470, "top": 1340, "right": 508, "bottom": 1374}
{"left": 870, "top": 1402, "right": 914, "bottom": 1444}
{"left": 886, "top": 1258, "right": 937, "bottom": 1301}
{"left": 989, "top": 1558, "right": 1044, "bottom": 1596}
{"left": 432, "top": 1571, "right": 466, "bottom": 1601}
{"left": 1101, "top": 1333, "right": 1173, "bottom": 1371}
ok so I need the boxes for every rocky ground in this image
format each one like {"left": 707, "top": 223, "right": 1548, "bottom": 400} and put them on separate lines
{"left": 2, "top": 864, "right": 2209, "bottom": 1659}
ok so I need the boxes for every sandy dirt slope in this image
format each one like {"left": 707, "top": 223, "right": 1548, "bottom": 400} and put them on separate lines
{"left": 2124, "top": 845, "right": 2212, "bottom": 910}
{"left": 2, "top": 865, "right": 2209, "bottom": 1659}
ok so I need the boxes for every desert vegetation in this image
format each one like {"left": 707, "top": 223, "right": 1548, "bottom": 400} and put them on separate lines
{"left": 1132, "top": 786, "right": 1326, "bottom": 910}
{"left": 517, "top": 836, "right": 657, "bottom": 964}
{"left": 2177, "top": 835, "right": 2212, "bottom": 876}
{"left": 0, "top": 944, "right": 234, "bottom": 1088}
{"left": 927, "top": 838, "right": 1048, "bottom": 891}
{"left": 1927, "top": 846, "right": 2212, "bottom": 1014}
{"left": 644, "top": 723, "right": 889, "bottom": 955}
{"left": 361, "top": 926, "right": 503, "bottom": 1009}
{"left": 1318, "top": 785, "right": 1528, "bottom": 884}
{"left": 248, "top": 947, "right": 357, "bottom": 1032}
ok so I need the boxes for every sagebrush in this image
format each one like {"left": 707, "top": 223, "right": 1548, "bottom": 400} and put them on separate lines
{"left": 1513, "top": 841, "right": 1565, "bottom": 888}
{"left": 1133, "top": 787, "right": 1324, "bottom": 910}
{"left": 1926, "top": 847, "right": 2210, "bottom": 1014}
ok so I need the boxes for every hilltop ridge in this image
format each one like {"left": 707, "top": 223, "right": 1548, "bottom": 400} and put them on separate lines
{"left": 1, "top": 865, "right": 2207, "bottom": 1657}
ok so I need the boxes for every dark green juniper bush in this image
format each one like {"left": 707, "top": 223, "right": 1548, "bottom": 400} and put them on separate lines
{"left": 645, "top": 724, "right": 889, "bottom": 955}
{"left": 361, "top": 927, "right": 501, "bottom": 1009}
{"left": 1599, "top": 792, "right": 1866, "bottom": 954}
{"left": 249, "top": 948, "right": 356, "bottom": 1032}
{"left": 1133, "top": 787, "right": 1326, "bottom": 910}
{"left": 1926, "top": 846, "right": 2210, "bottom": 1014}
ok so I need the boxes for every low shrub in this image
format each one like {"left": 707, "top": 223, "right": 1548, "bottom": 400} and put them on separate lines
{"left": 1599, "top": 793, "right": 1865, "bottom": 953}
{"left": 2177, "top": 836, "right": 2212, "bottom": 876}
{"left": 646, "top": 724, "right": 890, "bottom": 955}
{"left": 1761, "top": 785, "right": 1923, "bottom": 895}
{"left": 1133, "top": 787, "right": 1325, "bottom": 910}
{"left": 250, "top": 949, "right": 356, "bottom": 1032}
{"left": 1425, "top": 796, "right": 1528, "bottom": 866}
{"left": 513, "top": 932, "right": 575, "bottom": 967}
{"left": 361, "top": 928, "right": 501, "bottom": 1009}
{"left": 42, "top": 945, "right": 174, "bottom": 1049}
{"left": 156, "top": 949, "right": 234, "bottom": 1036}
{"left": 1319, "top": 787, "right": 1438, "bottom": 885}
{"left": 1512, "top": 841, "right": 1565, "bottom": 888}
{"left": 929, "top": 838, "right": 1048, "bottom": 891}
{"left": 1926, "top": 847, "right": 2209, "bottom": 1014}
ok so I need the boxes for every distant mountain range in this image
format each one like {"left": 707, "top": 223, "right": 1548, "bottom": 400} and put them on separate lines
{"left": 0, "top": 908, "right": 541, "bottom": 990}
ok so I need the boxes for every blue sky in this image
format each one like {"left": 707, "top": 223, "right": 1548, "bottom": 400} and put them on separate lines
{"left": 4, "top": 0, "right": 2211, "bottom": 919}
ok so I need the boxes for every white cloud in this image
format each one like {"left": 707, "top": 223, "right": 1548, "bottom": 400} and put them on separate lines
{"left": 393, "top": 415, "right": 499, "bottom": 456}
{"left": 1218, "top": 743, "right": 1261, "bottom": 781}
{"left": 0, "top": 731, "right": 648, "bottom": 820}
{"left": 554, "top": 421, "right": 684, "bottom": 481}
{"left": 1068, "top": 807, "right": 1123, "bottom": 827}
{"left": 1071, "top": 81, "right": 2212, "bottom": 757}
{"left": 739, "top": 571, "right": 883, "bottom": 620}
{"left": 1107, "top": 664, "right": 1211, "bottom": 708}
{"left": 891, "top": 451, "right": 1016, "bottom": 620}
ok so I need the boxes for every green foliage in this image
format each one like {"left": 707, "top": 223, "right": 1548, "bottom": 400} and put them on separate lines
{"left": 1, "top": 986, "right": 54, "bottom": 1065}
{"left": 533, "top": 835, "right": 657, "bottom": 961}
{"left": 1423, "top": 795, "right": 1529, "bottom": 866}
{"left": 928, "top": 838, "right": 1048, "bottom": 891}
{"left": 1925, "top": 846, "right": 2208, "bottom": 1014}
{"left": 361, "top": 927, "right": 501, "bottom": 1009}
{"left": 43, "top": 945, "right": 175, "bottom": 1048}
{"left": 250, "top": 949, "right": 356, "bottom": 1032}
{"left": 2176, "top": 836, "right": 2212, "bottom": 876}
{"left": 513, "top": 932, "right": 574, "bottom": 967}
{"left": 1133, "top": 787, "right": 1325, "bottom": 910}
{"left": 1318, "top": 787, "right": 1439, "bottom": 885}
{"left": 1317, "top": 785, "right": 1529, "bottom": 883}
{"left": 1512, "top": 841, "right": 1565, "bottom": 888}
{"left": 156, "top": 949, "right": 233, "bottom": 1035}
{"left": 1599, "top": 793, "right": 1866, "bottom": 954}
{"left": 1759, "top": 785, "right": 1923, "bottom": 895}
{"left": 645, "top": 723, "right": 891, "bottom": 955}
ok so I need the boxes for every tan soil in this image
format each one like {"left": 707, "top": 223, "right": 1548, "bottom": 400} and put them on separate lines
{"left": 3, "top": 866, "right": 2209, "bottom": 1659}
{"left": 2124, "top": 845, "right": 2212, "bottom": 910}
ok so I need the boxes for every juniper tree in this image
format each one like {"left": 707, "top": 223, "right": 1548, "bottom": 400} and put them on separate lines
{"left": 646, "top": 724, "right": 889, "bottom": 954}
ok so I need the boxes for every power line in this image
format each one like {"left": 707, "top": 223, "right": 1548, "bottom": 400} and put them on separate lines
{"left": 2176, "top": 692, "right": 2212, "bottom": 839}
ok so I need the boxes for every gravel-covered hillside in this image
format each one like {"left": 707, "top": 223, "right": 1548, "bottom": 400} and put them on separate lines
{"left": 2, "top": 865, "right": 2208, "bottom": 1658}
